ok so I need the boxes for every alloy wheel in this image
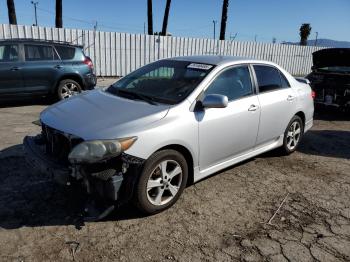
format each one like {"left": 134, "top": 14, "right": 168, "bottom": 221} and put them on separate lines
{"left": 61, "top": 82, "right": 80, "bottom": 99}
{"left": 286, "top": 121, "right": 301, "bottom": 150}
{"left": 146, "top": 160, "right": 183, "bottom": 206}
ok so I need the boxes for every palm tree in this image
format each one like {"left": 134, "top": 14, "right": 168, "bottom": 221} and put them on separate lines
{"left": 147, "top": 0, "right": 153, "bottom": 35}
{"left": 219, "top": 0, "right": 229, "bottom": 40}
{"left": 55, "top": 0, "right": 63, "bottom": 28}
{"left": 299, "top": 23, "right": 312, "bottom": 46}
{"left": 7, "top": 0, "right": 17, "bottom": 25}
{"left": 161, "top": 0, "right": 172, "bottom": 36}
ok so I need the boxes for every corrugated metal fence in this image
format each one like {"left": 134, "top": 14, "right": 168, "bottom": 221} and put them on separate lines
{"left": 0, "top": 24, "right": 325, "bottom": 76}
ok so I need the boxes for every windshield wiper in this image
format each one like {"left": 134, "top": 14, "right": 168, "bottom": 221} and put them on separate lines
{"left": 116, "top": 89, "right": 157, "bottom": 105}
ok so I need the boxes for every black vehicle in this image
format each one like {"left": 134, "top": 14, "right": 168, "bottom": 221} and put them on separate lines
{"left": 307, "top": 48, "right": 350, "bottom": 112}
{"left": 0, "top": 39, "right": 96, "bottom": 100}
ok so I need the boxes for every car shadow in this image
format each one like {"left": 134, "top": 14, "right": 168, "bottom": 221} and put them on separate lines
{"left": 1, "top": 127, "right": 349, "bottom": 230}
{"left": 0, "top": 97, "right": 52, "bottom": 108}
{"left": 314, "top": 110, "right": 350, "bottom": 121}
{"left": 0, "top": 144, "right": 143, "bottom": 230}
{"left": 297, "top": 129, "right": 350, "bottom": 159}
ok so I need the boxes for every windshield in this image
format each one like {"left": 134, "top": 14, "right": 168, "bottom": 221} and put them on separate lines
{"left": 106, "top": 60, "right": 214, "bottom": 104}
{"left": 317, "top": 66, "right": 350, "bottom": 73}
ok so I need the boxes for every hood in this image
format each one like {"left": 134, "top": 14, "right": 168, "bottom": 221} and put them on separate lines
{"left": 313, "top": 48, "right": 350, "bottom": 69}
{"left": 40, "top": 89, "right": 170, "bottom": 140}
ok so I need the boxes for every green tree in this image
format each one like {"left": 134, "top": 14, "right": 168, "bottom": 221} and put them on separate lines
{"left": 161, "top": 0, "right": 172, "bottom": 36}
{"left": 147, "top": 0, "right": 153, "bottom": 35}
{"left": 219, "top": 0, "right": 229, "bottom": 40}
{"left": 7, "top": 0, "right": 17, "bottom": 25}
{"left": 55, "top": 0, "right": 63, "bottom": 28}
{"left": 299, "top": 23, "right": 312, "bottom": 46}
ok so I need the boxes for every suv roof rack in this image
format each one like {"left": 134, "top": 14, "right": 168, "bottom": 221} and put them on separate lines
{"left": 0, "top": 38, "right": 83, "bottom": 48}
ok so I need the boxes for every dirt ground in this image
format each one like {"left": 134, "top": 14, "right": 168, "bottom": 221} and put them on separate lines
{"left": 0, "top": 82, "right": 349, "bottom": 261}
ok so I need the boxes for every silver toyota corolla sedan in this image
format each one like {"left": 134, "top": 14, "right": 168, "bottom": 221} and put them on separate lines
{"left": 24, "top": 56, "right": 314, "bottom": 217}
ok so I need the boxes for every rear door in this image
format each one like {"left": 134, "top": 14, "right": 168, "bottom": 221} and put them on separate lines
{"left": 21, "top": 44, "right": 62, "bottom": 94}
{"left": 253, "top": 65, "right": 297, "bottom": 146}
{"left": 0, "top": 43, "right": 24, "bottom": 95}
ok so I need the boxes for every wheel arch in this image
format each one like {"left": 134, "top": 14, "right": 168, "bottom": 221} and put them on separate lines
{"left": 53, "top": 74, "right": 84, "bottom": 93}
{"left": 295, "top": 111, "right": 306, "bottom": 128}
{"left": 155, "top": 144, "right": 194, "bottom": 186}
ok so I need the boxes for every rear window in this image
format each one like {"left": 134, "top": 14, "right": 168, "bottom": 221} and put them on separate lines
{"left": 55, "top": 46, "right": 75, "bottom": 60}
{"left": 25, "top": 45, "right": 55, "bottom": 61}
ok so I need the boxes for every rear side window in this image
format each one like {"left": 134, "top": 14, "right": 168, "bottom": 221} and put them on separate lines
{"left": 280, "top": 72, "right": 290, "bottom": 88}
{"left": 254, "top": 65, "right": 286, "bottom": 93}
{"left": 54, "top": 46, "right": 75, "bottom": 60}
{"left": 0, "top": 44, "right": 19, "bottom": 62}
{"left": 24, "top": 45, "right": 55, "bottom": 61}
{"left": 205, "top": 66, "right": 253, "bottom": 101}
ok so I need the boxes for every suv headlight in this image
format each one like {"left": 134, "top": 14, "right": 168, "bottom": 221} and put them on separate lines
{"left": 68, "top": 137, "right": 137, "bottom": 164}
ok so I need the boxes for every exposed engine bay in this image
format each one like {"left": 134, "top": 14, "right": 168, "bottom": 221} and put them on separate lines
{"left": 307, "top": 48, "right": 350, "bottom": 111}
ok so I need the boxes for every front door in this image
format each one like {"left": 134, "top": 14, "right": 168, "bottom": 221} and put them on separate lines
{"left": 197, "top": 65, "right": 260, "bottom": 171}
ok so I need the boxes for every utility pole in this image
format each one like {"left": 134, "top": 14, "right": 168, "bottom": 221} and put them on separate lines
{"left": 212, "top": 20, "right": 217, "bottom": 39}
{"left": 144, "top": 22, "right": 146, "bottom": 34}
{"left": 31, "top": 1, "right": 39, "bottom": 26}
{"left": 254, "top": 34, "right": 257, "bottom": 42}
{"left": 315, "top": 32, "right": 319, "bottom": 46}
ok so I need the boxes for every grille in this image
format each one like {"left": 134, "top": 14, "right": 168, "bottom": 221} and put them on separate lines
{"left": 41, "top": 124, "right": 83, "bottom": 163}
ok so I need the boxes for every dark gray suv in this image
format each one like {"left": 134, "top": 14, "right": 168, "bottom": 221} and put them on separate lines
{"left": 0, "top": 39, "right": 96, "bottom": 100}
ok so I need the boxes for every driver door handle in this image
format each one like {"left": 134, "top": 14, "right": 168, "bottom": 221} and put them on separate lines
{"left": 248, "top": 104, "right": 259, "bottom": 111}
{"left": 54, "top": 64, "right": 63, "bottom": 69}
{"left": 10, "top": 66, "right": 20, "bottom": 71}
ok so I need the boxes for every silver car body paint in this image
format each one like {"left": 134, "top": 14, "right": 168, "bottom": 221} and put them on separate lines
{"left": 40, "top": 56, "right": 314, "bottom": 183}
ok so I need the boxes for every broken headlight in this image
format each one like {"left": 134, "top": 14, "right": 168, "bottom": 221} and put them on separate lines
{"left": 68, "top": 137, "right": 137, "bottom": 164}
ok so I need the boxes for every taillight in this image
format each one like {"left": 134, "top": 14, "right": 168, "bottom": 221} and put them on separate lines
{"left": 83, "top": 57, "right": 93, "bottom": 69}
{"left": 311, "top": 90, "right": 316, "bottom": 99}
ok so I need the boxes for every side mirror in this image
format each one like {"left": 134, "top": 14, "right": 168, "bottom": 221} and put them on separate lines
{"left": 202, "top": 94, "right": 228, "bottom": 108}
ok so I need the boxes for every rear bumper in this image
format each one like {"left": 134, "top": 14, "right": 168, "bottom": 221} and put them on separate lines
{"left": 83, "top": 73, "right": 97, "bottom": 90}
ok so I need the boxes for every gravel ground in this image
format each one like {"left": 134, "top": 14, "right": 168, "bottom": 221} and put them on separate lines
{"left": 0, "top": 82, "right": 349, "bottom": 261}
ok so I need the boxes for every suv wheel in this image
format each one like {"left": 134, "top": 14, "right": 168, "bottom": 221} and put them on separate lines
{"left": 57, "top": 79, "right": 82, "bottom": 100}
{"left": 134, "top": 150, "right": 188, "bottom": 214}
{"left": 281, "top": 115, "right": 304, "bottom": 154}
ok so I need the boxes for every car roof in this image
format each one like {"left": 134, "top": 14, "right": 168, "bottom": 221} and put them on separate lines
{"left": 169, "top": 55, "right": 270, "bottom": 66}
{"left": 0, "top": 38, "right": 82, "bottom": 48}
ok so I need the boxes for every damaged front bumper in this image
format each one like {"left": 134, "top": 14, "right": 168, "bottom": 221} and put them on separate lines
{"left": 23, "top": 135, "right": 144, "bottom": 204}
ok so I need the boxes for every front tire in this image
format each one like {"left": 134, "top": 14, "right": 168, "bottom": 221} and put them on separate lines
{"left": 57, "top": 79, "right": 82, "bottom": 100}
{"left": 133, "top": 150, "right": 188, "bottom": 214}
{"left": 281, "top": 115, "right": 304, "bottom": 154}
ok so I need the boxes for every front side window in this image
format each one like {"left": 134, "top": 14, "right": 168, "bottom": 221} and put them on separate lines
{"left": 0, "top": 44, "right": 19, "bottom": 62}
{"left": 25, "top": 45, "right": 55, "bottom": 61}
{"left": 254, "top": 65, "right": 285, "bottom": 93}
{"left": 204, "top": 66, "right": 253, "bottom": 101}
{"left": 107, "top": 60, "right": 214, "bottom": 104}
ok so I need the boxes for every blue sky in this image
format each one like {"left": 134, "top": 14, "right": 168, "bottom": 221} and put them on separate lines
{"left": 0, "top": 0, "right": 349, "bottom": 43}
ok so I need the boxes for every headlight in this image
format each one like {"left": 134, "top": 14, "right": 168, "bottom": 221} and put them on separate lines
{"left": 68, "top": 137, "right": 137, "bottom": 164}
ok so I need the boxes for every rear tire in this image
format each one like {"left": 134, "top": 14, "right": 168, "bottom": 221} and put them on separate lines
{"left": 133, "top": 150, "right": 188, "bottom": 215}
{"left": 57, "top": 79, "right": 82, "bottom": 100}
{"left": 280, "top": 115, "right": 304, "bottom": 155}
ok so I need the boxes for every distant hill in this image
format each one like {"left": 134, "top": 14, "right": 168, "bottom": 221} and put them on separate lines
{"left": 285, "top": 39, "right": 350, "bottom": 48}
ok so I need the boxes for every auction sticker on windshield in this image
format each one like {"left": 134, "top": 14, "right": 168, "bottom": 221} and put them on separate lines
{"left": 187, "top": 63, "right": 213, "bottom": 70}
